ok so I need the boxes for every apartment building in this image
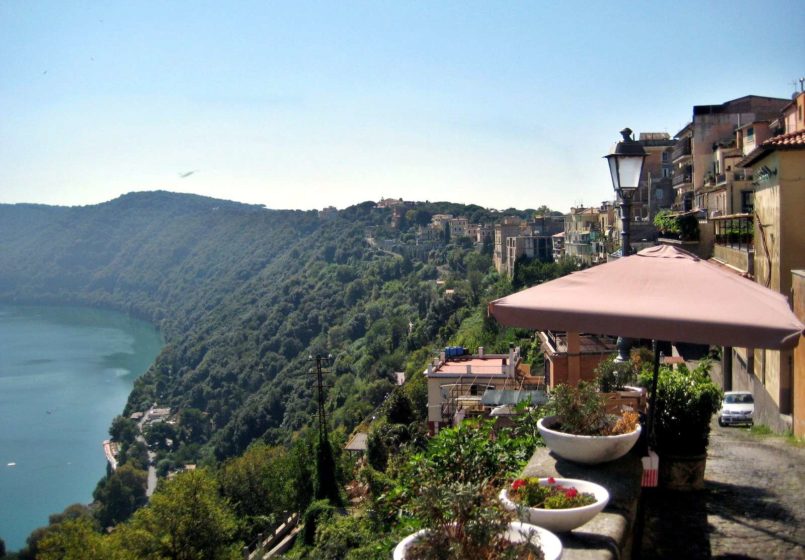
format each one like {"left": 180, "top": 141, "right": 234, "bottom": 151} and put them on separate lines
{"left": 634, "top": 133, "right": 676, "bottom": 220}
{"left": 714, "top": 90, "right": 805, "bottom": 434}
{"left": 564, "top": 207, "right": 602, "bottom": 265}
{"left": 493, "top": 216, "right": 524, "bottom": 273}
{"left": 671, "top": 95, "right": 790, "bottom": 213}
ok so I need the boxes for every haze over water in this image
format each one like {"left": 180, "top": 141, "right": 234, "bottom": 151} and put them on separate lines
{"left": 0, "top": 305, "right": 162, "bottom": 551}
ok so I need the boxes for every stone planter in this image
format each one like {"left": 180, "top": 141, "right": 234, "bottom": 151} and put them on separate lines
{"left": 659, "top": 454, "right": 707, "bottom": 491}
{"left": 538, "top": 416, "right": 641, "bottom": 465}
{"left": 499, "top": 478, "right": 609, "bottom": 533}
{"left": 393, "top": 521, "right": 563, "bottom": 560}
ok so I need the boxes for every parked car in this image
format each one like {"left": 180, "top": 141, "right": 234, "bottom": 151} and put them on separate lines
{"left": 718, "top": 391, "right": 754, "bottom": 427}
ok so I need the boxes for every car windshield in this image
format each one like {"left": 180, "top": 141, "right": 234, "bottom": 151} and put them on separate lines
{"left": 725, "top": 393, "right": 754, "bottom": 404}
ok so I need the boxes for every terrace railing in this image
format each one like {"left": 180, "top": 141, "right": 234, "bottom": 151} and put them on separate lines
{"left": 713, "top": 214, "right": 753, "bottom": 251}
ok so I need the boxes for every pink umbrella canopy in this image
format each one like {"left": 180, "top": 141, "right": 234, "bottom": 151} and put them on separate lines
{"left": 489, "top": 245, "right": 803, "bottom": 350}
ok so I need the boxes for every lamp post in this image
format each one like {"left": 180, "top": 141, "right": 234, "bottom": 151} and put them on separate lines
{"left": 604, "top": 128, "right": 647, "bottom": 257}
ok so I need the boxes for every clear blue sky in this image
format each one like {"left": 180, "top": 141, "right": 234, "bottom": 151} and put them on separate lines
{"left": 1, "top": 1, "right": 802, "bottom": 212}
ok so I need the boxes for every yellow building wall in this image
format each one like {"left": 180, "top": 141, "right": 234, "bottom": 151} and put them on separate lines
{"left": 778, "top": 151, "right": 805, "bottom": 299}
{"left": 752, "top": 150, "right": 805, "bottom": 415}
{"left": 793, "top": 271, "right": 805, "bottom": 437}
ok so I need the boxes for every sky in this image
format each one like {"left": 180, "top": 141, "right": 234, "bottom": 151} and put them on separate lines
{"left": 1, "top": 1, "right": 803, "bottom": 213}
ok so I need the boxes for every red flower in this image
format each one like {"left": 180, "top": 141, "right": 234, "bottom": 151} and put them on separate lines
{"left": 547, "top": 477, "right": 556, "bottom": 484}
{"left": 511, "top": 479, "right": 527, "bottom": 491}
{"left": 565, "top": 488, "right": 578, "bottom": 498}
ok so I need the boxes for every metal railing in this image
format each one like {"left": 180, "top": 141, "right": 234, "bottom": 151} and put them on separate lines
{"left": 672, "top": 137, "right": 691, "bottom": 160}
{"left": 713, "top": 214, "right": 753, "bottom": 251}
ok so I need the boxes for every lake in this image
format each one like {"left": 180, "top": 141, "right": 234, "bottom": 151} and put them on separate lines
{"left": 0, "top": 305, "right": 162, "bottom": 551}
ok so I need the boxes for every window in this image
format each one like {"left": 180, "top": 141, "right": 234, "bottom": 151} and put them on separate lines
{"left": 741, "top": 190, "right": 754, "bottom": 214}
{"left": 746, "top": 127, "right": 754, "bottom": 137}
{"left": 662, "top": 151, "right": 669, "bottom": 162}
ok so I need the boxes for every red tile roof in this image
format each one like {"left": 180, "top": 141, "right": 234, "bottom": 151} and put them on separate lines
{"left": 762, "top": 130, "right": 805, "bottom": 148}
{"left": 740, "top": 130, "right": 805, "bottom": 166}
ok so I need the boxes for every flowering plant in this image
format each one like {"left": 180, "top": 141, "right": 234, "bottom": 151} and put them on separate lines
{"left": 509, "top": 477, "right": 595, "bottom": 509}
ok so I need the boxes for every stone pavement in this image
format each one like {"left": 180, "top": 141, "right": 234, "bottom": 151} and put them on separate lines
{"left": 636, "top": 421, "right": 805, "bottom": 559}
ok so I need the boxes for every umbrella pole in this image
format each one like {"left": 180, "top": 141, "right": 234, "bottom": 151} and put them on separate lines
{"left": 640, "top": 340, "right": 662, "bottom": 488}
{"left": 647, "top": 339, "right": 661, "bottom": 448}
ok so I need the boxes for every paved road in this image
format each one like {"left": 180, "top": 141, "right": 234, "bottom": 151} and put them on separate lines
{"left": 137, "top": 408, "right": 158, "bottom": 497}
{"left": 637, "top": 421, "right": 805, "bottom": 559}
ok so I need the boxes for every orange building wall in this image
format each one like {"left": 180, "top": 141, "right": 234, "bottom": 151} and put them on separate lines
{"left": 547, "top": 353, "right": 611, "bottom": 388}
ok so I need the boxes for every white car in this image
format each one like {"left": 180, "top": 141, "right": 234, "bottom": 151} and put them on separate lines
{"left": 718, "top": 391, "right": 754, "bottom": 427}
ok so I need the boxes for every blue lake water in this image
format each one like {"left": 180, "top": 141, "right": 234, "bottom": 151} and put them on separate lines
{"left": 0, "top": 304, "right": 162, "bottom": 551}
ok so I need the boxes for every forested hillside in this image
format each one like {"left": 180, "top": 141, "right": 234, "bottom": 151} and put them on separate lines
{"left": 0, "top": 192, "right": 517, "bottom": 463}
{"left": 0, "top": 191, "right": 586, "bottom": 558}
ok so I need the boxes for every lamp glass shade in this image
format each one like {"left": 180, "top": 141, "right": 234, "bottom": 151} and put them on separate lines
{"left": 606, "top": 154, "right": 644, "bottom": 194}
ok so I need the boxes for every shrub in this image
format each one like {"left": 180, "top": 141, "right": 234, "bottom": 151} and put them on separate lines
{"left": 544, "top": 382, "right": 639, "bottom": 436}
{"left": 595, "top": 356, "right": 636, "bottom": 392}
{"left": 302, "top": 500, "right": 335, "bottom": 546}
{"left": 654, "top": 210, "right": 700, "bottom": 241}
{"left": 641, "top": 361, "right": 722, "bottom": 456}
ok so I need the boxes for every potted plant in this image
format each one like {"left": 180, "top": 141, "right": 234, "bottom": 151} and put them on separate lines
{"left": 538, "top": 381, "right": 642, "bottom": 464}
{"left": 640, "top": 360, "right": 722, "bottom": 490}
{"left": 499, "top": 476, "right": 609, "bottom": 533}
{"left": 393, "top": 481, "right": 562, "bottom": 560}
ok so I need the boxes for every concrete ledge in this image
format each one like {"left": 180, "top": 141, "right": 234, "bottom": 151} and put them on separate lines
{"left": 521, "top": 447, "right": 643, "bottom": 559}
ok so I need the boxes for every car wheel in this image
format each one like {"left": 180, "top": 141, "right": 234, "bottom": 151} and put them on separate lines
{"left": 718, "top": 419, "right": 725, "bottom": 427}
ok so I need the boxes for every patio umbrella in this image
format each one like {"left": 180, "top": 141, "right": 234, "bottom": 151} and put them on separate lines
{"left": 488, "top": 244, "right": 804, "bottom": 480}
{"left": 489, "top": 244, "right": 803, "bottom": 351}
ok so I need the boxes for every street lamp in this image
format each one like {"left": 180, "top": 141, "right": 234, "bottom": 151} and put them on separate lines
{"left": 604, "top": 128, "right": 647, "bottom": 257}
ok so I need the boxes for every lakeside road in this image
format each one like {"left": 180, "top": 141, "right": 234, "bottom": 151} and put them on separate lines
{"left": 637, "top": 420, "right": 805, "bottom": 559}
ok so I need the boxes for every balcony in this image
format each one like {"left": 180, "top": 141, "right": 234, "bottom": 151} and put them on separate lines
{"left": 713, "top": 214, "right": 753, "bottom": 249}
{"left": 712, "top": 214, "right": 754, "bottom": 275}
{"left": 672, "top": 137, "right": 692, "bottom": 161}
{"left": 672, "top": 170, "right": 692, "bottom": 188}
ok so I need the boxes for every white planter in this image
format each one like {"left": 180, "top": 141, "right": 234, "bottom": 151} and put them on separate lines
{"left": 393, "top": 521, "right": 562, "bottom": 560}
{"left": 499, "top": 478, "right": 609, "bottom": 532}
{"left": 538, "top": 416, "right": 641, "bottom": 464}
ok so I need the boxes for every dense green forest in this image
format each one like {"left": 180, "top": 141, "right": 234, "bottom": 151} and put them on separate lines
{"left": 0, "top": 191, "right": 576, "bottom": 557}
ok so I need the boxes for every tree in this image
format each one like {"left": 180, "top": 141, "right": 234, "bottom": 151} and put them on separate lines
{"left": 94, "top": 464, "right": 148, "bottom": 528}
{"left": 385, "top": 391, "right": 415, "bottom": 425}
{"left": 36, "top": 518, "right": 117, "bottom": 560}
{"left": 179, "top": 408, "right": 209, "bottom": 444}
{"left": 17, "top": 504, "right": 97, "bottom": 560}
{"left": 217, "top": 443, "right": 295, "bottom": 537}
{"left": 117, "top": 468, "right": 238, "bottom": 560}
{"left": 144, "top": 421, "right": 177, "bottom": 451}
{"left": 109, "top": 416, "right": 138, "bottom": 445}
{"left": 314, "top": 435, "right": 343, "bottom": 507}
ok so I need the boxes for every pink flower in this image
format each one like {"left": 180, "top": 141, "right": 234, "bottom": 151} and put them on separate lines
{"left": 511, "top": 479, "right": 527, "bottom": 491}
{"left": 547, "top": 477, "right": 556, "bottom": 484}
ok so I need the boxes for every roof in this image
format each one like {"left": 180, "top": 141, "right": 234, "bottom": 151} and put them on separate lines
{"left": 740, "top": 130, "right": 805, "bottom": 166}
{"left": 692, "top": 95, "right": 789, "bottom": 117}
{"left": 345, "top": 432, "right": 368, "bottom": 451}
{"left": 430, "top": 356, "right": 511, "bottom": 376}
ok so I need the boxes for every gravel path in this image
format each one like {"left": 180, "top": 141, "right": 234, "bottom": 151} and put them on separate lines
{"left": 637, "top": 421, "right": 805, "bottom": 559}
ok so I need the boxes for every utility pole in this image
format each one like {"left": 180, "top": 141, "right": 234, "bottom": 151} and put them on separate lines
{"left": 310, "top": 354, "right": 332, "bottom": 439}
{"left": 308, "top": 353, "right": 342, "bottom": 506}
